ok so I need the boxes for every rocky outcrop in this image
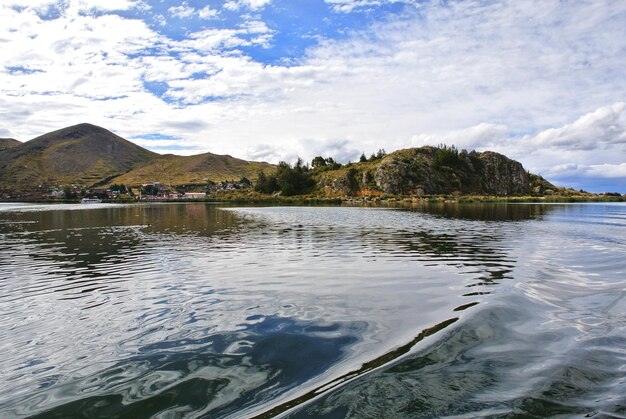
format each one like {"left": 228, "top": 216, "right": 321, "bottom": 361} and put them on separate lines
{"left": 468, "top": 151, "right": 530, "bottom": 195}
{"left": 317, "top": 147, "right": 547, "bottom": 196}
{"left": 318, "top": 167, "right": 360, "bottom": 196}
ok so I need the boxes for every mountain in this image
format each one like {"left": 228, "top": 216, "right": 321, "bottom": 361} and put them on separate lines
{"left": 110, "top": 152, "right": 274, "bottom": 187}
{"left": 0, "top": 124, "right": 273, "bottom": 193}
{"left": 0, "top": 124, "right": 157, "bottom": 190}
{"left": 315, "top": 146, "right": 558, "bottom": 196}
{"left": 0, "top": 138, "right": 21, "bottom": 152}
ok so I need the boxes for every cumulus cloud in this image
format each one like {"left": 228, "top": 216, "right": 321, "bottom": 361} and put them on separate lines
{"left": 295, "top": 138, "right": 362, "bottom": 163}
{"left": 523, "top": 102, "right": 626, "bottom": 151}
{"left": 585, "top": 163, "right": 626, "bottom": 179}
{"left": 243, "top": 144, "right": 286, "bottom": 163}
{"left": 410, "top": 123, "right": 509, "bottom": 150}
{"left": 242, "top": 138, "right": 361, "bottom": 164}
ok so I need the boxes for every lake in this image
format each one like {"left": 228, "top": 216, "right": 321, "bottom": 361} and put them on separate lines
{"left": 0, "top": 202, "right": 624, "bottom": 418}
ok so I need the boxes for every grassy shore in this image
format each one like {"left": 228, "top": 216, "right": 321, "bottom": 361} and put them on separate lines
{"left": 2, "top": 190, "right": 623, "bottom": 205}
{"left": 188, "top": 190, "right": 625, "bottom": 204}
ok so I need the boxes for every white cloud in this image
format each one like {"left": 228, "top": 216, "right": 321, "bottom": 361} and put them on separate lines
{"left": 1, "top": 0, "right": 148, "bottom": 15}
{"left": 242, "top": 0, "right": 273, "bottom": 9}
{"left": 198, "top": 6, "right": 219, "bottom": 20}
{"left": 324, "top": 0, "right": 416, "bottom": 13}
{"left": 72, "top": 0, "right": 147, "bottom": 12}
{"left": 223, "top": 1, "right": 239, "bottom": 11}
{"left": 585, "top": 163, "right": 626, "bottom": 179}
{"left": 168, "top": 4, "right": 195, "bottom": 19}
{"left": 410, "top": 123, "right": 508, "bottom": 150}
{"left": 223, "top": 0, "right": 272, "bottom": 11}
{"left": 524, "top": 102, "right": 626, "bottom": 151}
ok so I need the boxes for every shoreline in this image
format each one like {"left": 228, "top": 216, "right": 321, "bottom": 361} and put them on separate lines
{"left": 1, "top": 194, "right": 623, "bottom": 205}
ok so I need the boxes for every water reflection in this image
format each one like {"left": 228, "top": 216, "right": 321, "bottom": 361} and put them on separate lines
{"left": 292, "top": 301, "right": 626, "bottom": 418}
{"left": 23, "top": 316, "right": 362, "bottom": 418}
{"left": 396, "top": 201, "right": 552, "bottom": 221}
{"left": 0, "top": 202, "right": 623, "bottom": 418}
{"left": 0, "top": 204, "right": 246, "bottom": 306}
{"left": 289, "top": 203, "right": 626, "bottom": 418}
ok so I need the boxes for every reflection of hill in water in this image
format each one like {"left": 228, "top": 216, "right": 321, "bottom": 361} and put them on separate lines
{"left": 401, "top": 201, "right": 554, "bottom": 221}
{"left": 0, "top": 204, "right": 244, "bottom": 307}
{"left": 236, "top": 204, "right": 559, "bottom": 287}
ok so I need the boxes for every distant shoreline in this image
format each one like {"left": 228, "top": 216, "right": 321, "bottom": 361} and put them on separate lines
{"left": 1, "top": 194, "right": 623, "bottom": 205}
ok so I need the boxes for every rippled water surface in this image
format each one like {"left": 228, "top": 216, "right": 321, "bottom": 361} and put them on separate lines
{"left": 0, "top": 202, "right": 624, "bottom": 418}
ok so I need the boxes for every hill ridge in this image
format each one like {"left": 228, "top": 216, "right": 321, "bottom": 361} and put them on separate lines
{"left": 0, "top": 124, "right": 274, "bottom": 192}
{"left": 0, "top": 138, "right": 21, "bottom": 152}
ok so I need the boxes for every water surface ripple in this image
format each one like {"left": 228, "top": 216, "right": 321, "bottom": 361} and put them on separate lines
{"left": 0, "top": 202, "right": 624, "bottom": 418}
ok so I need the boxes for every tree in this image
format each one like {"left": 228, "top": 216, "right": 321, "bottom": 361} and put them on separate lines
{"left": 312, "top": 156, "right": 327, "bottom": 168}
{"left": 110, "top": 184, "right": 128, "bottom": 194}
{"left": 433, "top": 144, "right": 460, "bottom": 168}
{"left": 63, "top": 186, "right": 76, "bottom": 199}
{"left": 359, "top": 153, "right": 368, "bottom": 163}
{"left": 325, "top": 157, "right": 342, "bottom": 169}
{"left": 141, "top": 184, "right": 159, "bottom": 196}
{"left": 270, "top": 158, "right": 315, "bottom": 196}
{"left": 255, "top": 170, "right": 279, "bottom": 194}
{"left": 239, "top": 176, "right": 252, "bottom": 188}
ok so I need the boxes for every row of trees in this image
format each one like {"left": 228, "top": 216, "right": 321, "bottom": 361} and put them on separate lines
{"left": 311, "top": 156, "right": 342, "bottom": 169}
{"left": 359, "top": 148, "right": 387, "bottom": 163}
{"left": 253, "top": 149, "right": 386, "bottom": 196}
{"left": 255, "top": 158, "right": 315, "bottom": 196}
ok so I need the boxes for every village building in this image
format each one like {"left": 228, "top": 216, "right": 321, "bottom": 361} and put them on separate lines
{"left": 184, "top": 192, "right": 207, "bottom": 199}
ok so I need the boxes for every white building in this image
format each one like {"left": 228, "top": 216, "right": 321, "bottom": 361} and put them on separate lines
{"left": 184, "top": 192, "right": 207, "bottom": 199}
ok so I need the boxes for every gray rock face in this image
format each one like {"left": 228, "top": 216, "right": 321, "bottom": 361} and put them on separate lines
{"left": 474, "top": 151, "right": 529, "bottom": 195}
{"left": 374, "top": 149, "right": 433, "bottom": 195}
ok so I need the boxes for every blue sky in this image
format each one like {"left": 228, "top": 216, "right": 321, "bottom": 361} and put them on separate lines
{"left": 0, "top": 0, "right": 625, "bottom": 192}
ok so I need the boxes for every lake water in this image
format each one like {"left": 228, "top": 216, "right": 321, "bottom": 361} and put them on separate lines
{"left": 0, "top": 202, "right": 624, "bottom": 418}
